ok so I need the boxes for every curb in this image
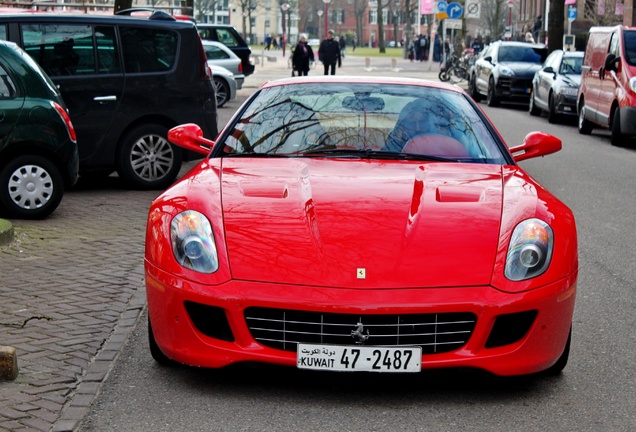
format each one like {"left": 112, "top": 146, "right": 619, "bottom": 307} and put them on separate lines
{"left": 0, "top": 218, "right": 14, "bottom": 246}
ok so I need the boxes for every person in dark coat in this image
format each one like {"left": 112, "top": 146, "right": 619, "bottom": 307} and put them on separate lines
{"left": 291, "top": 34, "right": 315, "bottom": 76}
{"left": 318, "top": 29, "right": 341, "bottom": 75}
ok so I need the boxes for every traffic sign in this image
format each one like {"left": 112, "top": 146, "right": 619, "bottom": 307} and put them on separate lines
{"left": 436, "top": 1, "right": 448, "bottom": 12}
{"left": 447, "top": 2, "right": 463, "bottom": 19}
{"left": 465, "top": 0, "right": 480, "bottom": 19}
{"left": 567, "top": 5, "right": 577, "bottom": 21}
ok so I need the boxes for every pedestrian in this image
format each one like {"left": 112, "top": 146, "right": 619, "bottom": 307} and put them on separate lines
{"left": 339, "top": 35, "right": 347, "bottom": 59}
{"left": 525, "top": 32, "right": 536, "bottom": 43}
{"left": 292, "top": 34, "right": 315, "bottom": 76}
{"left": 264, "top": 34, "right": 271, "bottom": 50}
{"left": 318, "top": 29, "right": 341, "bottom": 75}
{"left": 352, "top": 38, "right": 356, "bottom": 52}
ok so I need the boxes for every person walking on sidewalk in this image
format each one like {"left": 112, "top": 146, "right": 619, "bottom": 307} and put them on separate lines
{"left": 292, "top": 34, "right": 315, "bottom": 76}
{"left": 318, "top": 29, "right": 341, "bottom": 75}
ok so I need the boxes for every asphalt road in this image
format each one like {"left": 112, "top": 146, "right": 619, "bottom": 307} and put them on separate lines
{"left": 77, "top": 72, "right": 636, "bottom": 430}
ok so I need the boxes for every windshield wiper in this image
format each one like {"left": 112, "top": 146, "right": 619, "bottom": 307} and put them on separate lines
{"left": 302, "top": 148, "right": 454, "bottom": 162}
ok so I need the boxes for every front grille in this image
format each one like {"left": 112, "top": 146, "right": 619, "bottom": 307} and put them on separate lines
{"left": 498, "top": 77, "right": 532, "bottom": 93}
{"left": 244, "top": 308, "right": 476, "bottom": 354}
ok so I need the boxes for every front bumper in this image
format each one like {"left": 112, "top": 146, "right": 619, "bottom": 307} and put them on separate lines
{"left": 146, "top": 261, "right": 577, "bottom": 376}
{"left": 555, "top": 93, "right": 578, "bottom": 116}
{"left": 496, "top": 77, "right": 533, "bottom": 102}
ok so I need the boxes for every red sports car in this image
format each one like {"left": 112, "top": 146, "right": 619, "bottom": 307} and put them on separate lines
{"left": 145, "top": 76, "right": 578, "bottom": 376}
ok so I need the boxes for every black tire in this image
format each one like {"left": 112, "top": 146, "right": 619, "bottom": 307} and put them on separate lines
{"left": 213, "top": 76, "right": 230, "bottom": 108}
{"left": 540, "top": 327, "right": 571, "bottom": 376}
{"left": 0, "top": 154, "right": 64, "bottom": 219}
{"left": 610, "top": 106, "right": 625, "bottom": 147}
{"left": 469, "top": 74, "right": 482, "bottom": 102}
{"left": 438, "top": 69, "right": 449, "bottom": 82}
{"left": 486, "top": 77, "right": 500, "bottom": 107}
{"left": 529, "top": 89, "right": 541, "bottom": 116}
{"left": 116, "top": 124, "right": 182, "bottom": 190}
{"left": 448, "top": 66, "right": 467, "bottom": 84}
{"left": 577, "top": 100, "right": 593, "bottom": 135}
{"left": 547, "top": 93, "right": 559, "bottom": 124}
{"left": 148, "top": 315, "right": 179, "bottom": 366}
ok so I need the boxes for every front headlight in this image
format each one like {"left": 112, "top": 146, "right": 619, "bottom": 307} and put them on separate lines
{"left": 629, "top": 77, "right": 636, "bottom": 93}
{"left": 560, "top": 87, "right": 578, "bottom": 96}
{"left": 505, "top": 219, "right": 553, "bottom": 281}
{"left": 499, "top": 66, "right": 514, "bottom": 77}
{"left": 171, "top": 210, "right": 219, "bottom": 273}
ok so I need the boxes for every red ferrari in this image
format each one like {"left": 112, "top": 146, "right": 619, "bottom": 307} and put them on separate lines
{"left": 145, "top": 76, "right": 578, "bottom": 376}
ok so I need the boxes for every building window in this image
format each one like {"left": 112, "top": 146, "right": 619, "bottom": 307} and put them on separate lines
{"left": 369, "top": 10, "right": 377, "bottom": 25}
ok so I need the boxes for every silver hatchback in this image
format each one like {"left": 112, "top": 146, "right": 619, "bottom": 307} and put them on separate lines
{"left": 203, "top": 40, "right": 245, "bottom": 89}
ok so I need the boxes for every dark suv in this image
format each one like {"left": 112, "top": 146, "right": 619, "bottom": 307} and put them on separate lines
{"left": 0, "top": 12, "right": 217, "bottom": 189}
{"left": 197, "top": 24, "right": 255, "bottom": 76}
{"left": 469, "top": 41, "right": 548, "bottom": 107}
{"left": 0, "top": 40, "right": 78, "bottom": 219}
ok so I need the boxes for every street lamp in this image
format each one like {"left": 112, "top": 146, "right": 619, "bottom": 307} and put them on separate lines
{"left": 507, "top": 0, "right": 514, "bottom": 41}
{"left": 281, "top": 3, "right": 290, "bottom": 57}
{"left": 316, "top": 9, "right": 323, "bottom": 40}
{"left": 322, "top": 0, "right": 331, "bottom": 41}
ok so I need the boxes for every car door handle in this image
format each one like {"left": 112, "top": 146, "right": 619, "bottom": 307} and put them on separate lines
{"left": 94, "top": 95, "right": 117, "bottom": 102}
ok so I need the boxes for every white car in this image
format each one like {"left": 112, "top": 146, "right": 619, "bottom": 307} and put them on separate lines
{"left": 209, "top": 64, "right": 237, "bottom": 108}
{"left": 203, "top": 40, "right": 245, "bottom": 90}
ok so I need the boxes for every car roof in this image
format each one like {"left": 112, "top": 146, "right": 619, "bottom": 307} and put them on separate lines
{"left": 0, "top": 12, "right": 196, "bottom": 28}
{"left": 260, "top": 75, "right": 466, "bottom": 93}
{"left": 493, "top": 40, "right": 547, "bottom": 48}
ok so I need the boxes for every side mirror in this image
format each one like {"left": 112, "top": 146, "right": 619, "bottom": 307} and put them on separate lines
{"left": 168, "top": 124, "right": 214, "bottom": 156}
{"left": 543, "top": 66, "right": 556, "bottom": 76}
{"left": 604, "top": 53, "right": 619, "bottom": 72}
{"left": 484, "top": 55, "right": 493, "bottom": 64}
{"left": 509, "top": 132, "right": 562, "bottom": 163}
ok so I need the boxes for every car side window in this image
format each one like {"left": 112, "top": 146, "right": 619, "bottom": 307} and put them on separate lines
{"left": 0, "top": 24, "right": 6, "bottom": 41}
{"left": 216, "top": 29, "right": 239, "bottom": 47}
{"left": 205, "top": 45, "right": 229, "bottom": 60}
{"left": 120, "top": 26, "right": 177, "bottom": 73}
{"left": 0, "top": 63, "right": 16, "bottom": 98}
{"left": 21, "top": 24, "right": 120, "bottom": 76}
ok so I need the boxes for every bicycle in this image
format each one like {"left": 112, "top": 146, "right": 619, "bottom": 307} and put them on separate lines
{"left": 438, "top": 54, "right": 468, "bottom": 84}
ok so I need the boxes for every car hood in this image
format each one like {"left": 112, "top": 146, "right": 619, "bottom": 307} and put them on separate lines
{"left": 220, "top": 159, "right": 505, "bottom": 288}
{"left": 561, "top": 74, "right": 581, "bottom": 86}
{"left": 501, "top": 62, "right": 543, "bottom": 77}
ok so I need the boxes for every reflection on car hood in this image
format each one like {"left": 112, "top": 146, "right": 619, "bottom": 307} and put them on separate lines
{"left": 220, "top": 158, "right": 508, "bottom": 288}
{"left": 561, "top": 74, "right": 581, "bottom": 86}
{"left": 501, "top": 62, "right": 543, "bottom": 77}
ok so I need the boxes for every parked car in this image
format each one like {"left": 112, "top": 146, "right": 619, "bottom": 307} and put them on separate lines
{"left": 0, "top": 40, "right": 78, "bottom": 219}
{"left": 146, "top": 76, "right": 578, "bottom": 377}
{"left": 469, "top": 41, "right": 548, "bottom": 107}
{"left": 209, "top": 64, "right": 237, "bottom": 108}
{"left": 197, "top": 24, "right": 255, "bottom": 77}
{"left": 529, "top": 50, "right": 583, "bottom": 123}
{"left": 203, "top": 40, "right": 244, "bottom": 90}
{"left": 307, "top": 38, "right": 320, "bottom": 47}
{"left": 577, "top": 25, "right": 636, "bottom": 146}
{"left": 0, "top": 11, "right": 218, "bottom": 189}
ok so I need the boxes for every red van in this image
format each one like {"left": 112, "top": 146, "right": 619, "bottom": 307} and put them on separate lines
{"left": 577, "top": 25, "right": 636, "bottom": 146}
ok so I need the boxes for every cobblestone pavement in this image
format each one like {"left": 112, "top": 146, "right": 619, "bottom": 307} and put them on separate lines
{"left": 0, "top": 49, "right": 448, "bottom": 432}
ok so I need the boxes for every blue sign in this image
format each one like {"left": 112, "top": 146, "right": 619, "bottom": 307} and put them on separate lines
{"left": 437, "top": 1, "right": 448, "bottom": 12}
{"left": 447, "top": 2, "right": 463, "bottom": 19}
{"left": 567, "top": 5, "right": 577, "bottom": 20}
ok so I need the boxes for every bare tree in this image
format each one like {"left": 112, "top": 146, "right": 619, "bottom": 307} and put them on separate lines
{"left": 478, "top": 0, "right": 508, "bottom": 40}
{"left": 195, "top": 0, "right": 220, "bottom": 22}
{"left": 583, "top": 0, "right": 624, "bottom": 26}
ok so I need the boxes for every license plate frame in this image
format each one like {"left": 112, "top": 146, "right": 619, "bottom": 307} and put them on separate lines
{"left": 297, "top": 343, "right": 422, "bottom": 373}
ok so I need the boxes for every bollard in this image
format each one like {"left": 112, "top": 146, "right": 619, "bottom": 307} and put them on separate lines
{"left": 391, "top": 58, "right": 397, "bottom": 69}
{"left": 365, "top": 57, "right": 370, "bottom": 68}
{"left": 0, "top": 345, "right": 18, "bottom": 381}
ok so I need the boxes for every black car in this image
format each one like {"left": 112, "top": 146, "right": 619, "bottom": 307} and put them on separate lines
{"left": 0, "top": 11, "right": 218, "bottom": 190}
{"left": 197, "top": 24, "right": 255, "bottom": 76}
{"left": 529, "top": 50, "right": 583, "bottom": 123}
{"left": 469, "top": 41, "right": 548, "bottom": 107}
{"left": 0, "top": 40, "right": 78, "bottom": 219}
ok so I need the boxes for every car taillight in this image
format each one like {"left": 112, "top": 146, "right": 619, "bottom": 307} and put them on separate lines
{"left": 197, "top": 38, "right": 211, "bottom": 80}
{"left": 51, "top": 101, "right": 77, "bottom": 143}
{"left": 238, "top": 63, "right": 243, "bottom": 73}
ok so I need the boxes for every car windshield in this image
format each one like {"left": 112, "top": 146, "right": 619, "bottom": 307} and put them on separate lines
{"left": 560, "top": 56, "right": 583, "bottom": 74}
{"left": 624, "top": 31, "right": 636, "bottom": 66}
{"left": 498, "top": 46, "right": 547, "bottom": 63}
{"left": 218, "top": 83, "right": 507, "bottom": 164}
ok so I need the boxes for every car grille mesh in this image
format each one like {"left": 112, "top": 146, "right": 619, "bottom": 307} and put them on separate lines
{"left": 244, "top": 307, "right": 476, "bottom": 354}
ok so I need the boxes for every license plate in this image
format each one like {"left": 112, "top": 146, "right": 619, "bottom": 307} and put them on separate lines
{"left": 297, "top": 343, "right": 422, "bottom": 372}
